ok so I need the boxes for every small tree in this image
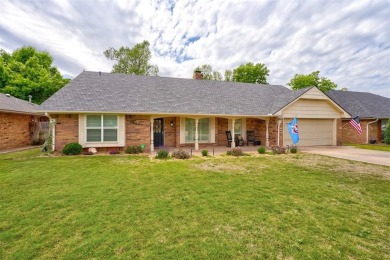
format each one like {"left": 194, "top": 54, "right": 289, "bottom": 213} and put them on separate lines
{"left": 385, "top": 119, "right": 390, "bottom": 144}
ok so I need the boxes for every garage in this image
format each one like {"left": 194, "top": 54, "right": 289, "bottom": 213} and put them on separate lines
{"left": 283, "top": 118, "right": 334, "bottom": 146}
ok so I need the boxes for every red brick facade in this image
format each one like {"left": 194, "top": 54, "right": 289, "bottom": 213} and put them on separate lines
{"left": 0, "top": 112, "right": 34, "bottom": 150}
{"left": 126, "top": 115, "right": 151, "bottom": 152}
{"left": 341, "top": 119, "right": 380, "bottom": 144}
{"left": 52, "top": 114, "right": 79, "bottom": 151}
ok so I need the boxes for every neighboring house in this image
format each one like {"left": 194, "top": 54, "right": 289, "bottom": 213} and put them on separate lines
{"left": 39, "top": 71, "right": 350, "bottom": 152}
{"left": 0, "top": 93, "right": 48, "bottom": 150}
{"left": 326, "top": 90, "right": 390, "bottom": 144}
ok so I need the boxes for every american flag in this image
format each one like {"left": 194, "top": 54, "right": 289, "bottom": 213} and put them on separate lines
{"left": 349, "top": 116, "right": 362, "bottom": 135}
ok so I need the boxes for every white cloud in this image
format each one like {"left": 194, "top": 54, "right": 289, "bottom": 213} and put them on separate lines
{"left": 0, "top": 0, "right": 389, "bottom": 97}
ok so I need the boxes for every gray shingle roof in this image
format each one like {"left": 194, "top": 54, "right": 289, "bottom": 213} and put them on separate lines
{"left": 0, "top": 93, "right": 40, "bottom": 114}
{"left": 39, "top": 71, "right": 301, "bottom": 116}
{"left": 326, "top": 90, "right": 390, "bottom": 118}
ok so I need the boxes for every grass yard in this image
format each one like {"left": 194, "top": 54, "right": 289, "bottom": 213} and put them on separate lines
{"left": 0, "top": 149, "right": 389, "bottom": 259}
{"left": 344, "top": 143, "right": 390, "bottom": 152}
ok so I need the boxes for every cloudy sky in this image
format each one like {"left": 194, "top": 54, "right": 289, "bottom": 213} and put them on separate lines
{"left": 1, "top": 0, "right": 389, "bottom": 97}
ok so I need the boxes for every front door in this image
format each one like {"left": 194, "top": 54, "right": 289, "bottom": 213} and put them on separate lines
{"left": 153, "top": 118, "right": 164, "bottom": 147}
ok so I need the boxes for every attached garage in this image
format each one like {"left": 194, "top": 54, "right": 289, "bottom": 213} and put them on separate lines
{"left": 283, "top": 118, "right": 334, "bottom": 146}
{"left": 274, "top": 87, "right": 350, "bottom": 146}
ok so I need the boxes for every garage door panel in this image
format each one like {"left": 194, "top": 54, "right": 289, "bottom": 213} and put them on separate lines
{"left": 283, "top": 119, "right": 334, "bottom": 146}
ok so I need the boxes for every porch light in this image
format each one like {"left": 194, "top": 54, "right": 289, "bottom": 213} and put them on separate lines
{"left": 170, "top": 121, "right": 174, "bottom": 128}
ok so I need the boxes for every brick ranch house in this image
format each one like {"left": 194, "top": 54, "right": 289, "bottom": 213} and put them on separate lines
{"left": 0, "top": 93, "right": 48, "bottom": 150}
{"left": 38, "top": 71, "right": 352, "bottom": 153}
{"left": 326, "top": 90, "right": 390, "bottom": 144}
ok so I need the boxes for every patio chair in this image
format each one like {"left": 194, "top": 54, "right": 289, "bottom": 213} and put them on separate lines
{"left": 235, "top": 135, "right": 245, "bottom": 146}
{"left": 247, "top": 130, "right": 260, "bottom": 146}
{"left": 226, "top": 131, "right": 233, "bottom": 147}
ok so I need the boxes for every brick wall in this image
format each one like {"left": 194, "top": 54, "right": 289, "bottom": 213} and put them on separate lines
{"left": 164, "top": 117, "right": 176, "bottom": 147}
{"left": 246, "top": 118, "right": 266, "bottom": 145}
{"left": 52, "top": 114, "right": 79, "bottom": 151}
{"left": 216, "top": 118, "right": 229, "bottom": 146}
{"left": 0, "top": 112, "right": 33, "bottom": 150}
{"left": 341, "top": 119, "right": 378, "bottom": 144}
{"left": 126, "top": 115, "right": 151, "bottom": 152}
{"left": 268, "top": 117, "right": 278, "bottom": 147}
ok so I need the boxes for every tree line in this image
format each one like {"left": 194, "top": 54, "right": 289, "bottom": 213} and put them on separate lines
{"left": 0, "top": 41, "right": 340, "bottom": 104}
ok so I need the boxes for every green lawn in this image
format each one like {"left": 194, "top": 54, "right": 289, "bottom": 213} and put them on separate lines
{"left": 344, "top": 143, "right": 390, "bottom": 152}
{"left": 1, "top": 149, "right": 389, "bottom": 259}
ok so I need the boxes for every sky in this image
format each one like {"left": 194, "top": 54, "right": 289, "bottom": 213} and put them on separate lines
{"left": 1, "top": 0, "right": 389, "bottom": 97}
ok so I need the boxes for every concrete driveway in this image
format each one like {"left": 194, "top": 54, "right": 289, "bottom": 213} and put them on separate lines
{"left": 299, "top": 146, "right": 390, "bottom": 166}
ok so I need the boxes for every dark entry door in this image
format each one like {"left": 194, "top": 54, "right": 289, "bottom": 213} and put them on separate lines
{"left": 153, "top": 118, "right": 164, "bottom": 147}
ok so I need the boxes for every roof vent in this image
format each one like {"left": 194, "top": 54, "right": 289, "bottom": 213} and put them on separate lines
{"left": 99, "top": 71, "right": 101, "bottom": 76}
{"left": 28, "top": 95, "right": 32, "bottom": 104}
{"left": 5, "top": 94, "right": 11, "bottom": 97}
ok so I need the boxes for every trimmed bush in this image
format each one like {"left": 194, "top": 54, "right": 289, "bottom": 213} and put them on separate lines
{"left": 272, "top": 146, "right": 286, "bottom": 155}
{"left": 201, "top": 149, "right": 208, "bottom": 156}
{"left": 62, "top": 143, "right": 82, "bottom": 155}
{"left": 227, "top": 147, "right": 244, "bottom": 157}
{"left": 156, "top": 149, "right": 169, "bottom": 159}
{"left": 171, "top": 149, "right": 190, "bottom": 159}
{"left": 257, "top": 146, "right": 266, "bottom": 154}
{"left": 385, "top": 119, "right": 390, "bottom": 144}
{"left": 290, "top": 146, "right": 298, "bottom": 153}
{"left": 125, "top": 145, "right": 143, "bottom": 154}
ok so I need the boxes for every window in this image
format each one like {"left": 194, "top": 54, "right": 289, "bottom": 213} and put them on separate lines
{"left": 185, "top": 118, "right": 210, "bottom": 143}
{"left": 234, "top": 119, "right": 242, "bottom": 138}
{"left": 86, "top": 115, "right": 118, "bottom": 142}
{"left": 381, "top": 119, "right": 388, "bottom": 141}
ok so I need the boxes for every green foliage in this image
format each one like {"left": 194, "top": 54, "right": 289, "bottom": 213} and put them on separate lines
{"left": 125, "top": 145, "right": 143, "bottom": 154}
{"left": 272, "top": 146, "right": 286, "bottom": 154}
{"left": 290, "top": 146, "right": 298, "bottom": 154}
{"left": 62, "top": 143, "right": 82, "bottom": 155}
{"left": 257, "top": 146, "right": 266, "bottom": 154}
{"left": 385, "top": 119, "right": 390, "bottom": 144}
{"left": 201, "top": 149, "right": 209, "bottom": 156}
{"left": 287, "top": 71, "right": 337, "bottom": 92}
{"left": 224, "top": 70, "right": 233, "bottom": 81}
{"left": 227, "top": 147, "right": 244, "bottom": 156}
{"left": 232, "top": 62, "right": 269, "bottom": 84}
{"left": 0, "top": 46, "right": 70, "bottom": 104}
{"left": 171, "top": 149, "right": 190, "bottom": 159}
{"left": 156, "top": 149, "right": 169, "bottom": 159}
{"left": 104, "top": 40, "right": 158, "bottom": 76}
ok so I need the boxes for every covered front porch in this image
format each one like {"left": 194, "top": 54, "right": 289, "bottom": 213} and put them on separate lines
{"left": 148, "top": 115, "right": 282, "bottom": 152}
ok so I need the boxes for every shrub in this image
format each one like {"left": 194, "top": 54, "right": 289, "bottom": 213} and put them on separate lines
{"left": 290, "top": 146, "right": 298, "bottom": 153}
{"left": 125, "top": 145, "right": 143, "bottom": 154}
{"left": 63, "top": 143, "right": 82, "bottom": 155}
{"left": 201, "top": 149, "right": 208, "bottom": 156}
{"left": 171, "top": 149, "right": 190, "bottom": 159}
{"left": 385, "top": 119, "right": 390, "bottom": 144}
{"left": 227, "top": 147, "right": 244, "bottom": 156}
{"left": 257, "top": 146, "right": 266, "bottom": 154}
{"left": 272, "top": 146, "right": 286, "bottom": 155}
{"left": 156, "top": 149, "right": 169, "bottom": 159}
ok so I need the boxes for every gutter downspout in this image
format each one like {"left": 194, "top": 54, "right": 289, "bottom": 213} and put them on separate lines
{"left": 366, "top": 119, "right": 378, "bottom": 144}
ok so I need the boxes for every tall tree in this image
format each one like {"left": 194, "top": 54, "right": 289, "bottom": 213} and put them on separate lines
{"left": 104, "top": 40, "right": 159, "bottom": 76}
{"left": 0, "top": 46, "right": 70, "bottom": 104}
{"left": 232, "top": 62, "right": 269, "bottom": 84}
{"left": 224, "top": 70, "right": 232, "bottom": 81}
{"left": 287, "top": 71, "right": 337, "bottom": 92}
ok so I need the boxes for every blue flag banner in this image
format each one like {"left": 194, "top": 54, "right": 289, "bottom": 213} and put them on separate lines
{"left": 287, "top": 117, "right": 300, "bottom": 144}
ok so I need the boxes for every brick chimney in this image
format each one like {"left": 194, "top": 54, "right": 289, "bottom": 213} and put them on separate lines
{"left": 193, "top": 70, "right": 203, "bottom": 80}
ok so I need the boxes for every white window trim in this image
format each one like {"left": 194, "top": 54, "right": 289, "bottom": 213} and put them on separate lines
{"left": 180, "top": 117, "right": 215, "bottom": 144}
{"left": 79, "top": 114, "right": 125, "bottom": 147}
{"left": 86, "top": 115, "right": 118, "bottom": 142}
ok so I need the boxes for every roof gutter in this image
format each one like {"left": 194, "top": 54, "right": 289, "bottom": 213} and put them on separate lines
{"left": 366, "top": 119, "right": 378, "bottom": 144}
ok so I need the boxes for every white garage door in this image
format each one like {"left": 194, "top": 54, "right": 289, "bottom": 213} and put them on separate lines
{"left": 283, "top": 119, "right": 334, "bottom": 146}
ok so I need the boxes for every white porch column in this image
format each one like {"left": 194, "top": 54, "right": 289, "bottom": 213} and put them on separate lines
{"left": 266, "top": 119, "right": 270, "bottom": 147}
{"left": 150, "top": 118, "right": 154, "bottom": 152}
{"left": 195, "top": 118, "right": 199, "bottom": 150}
{"left": 231, "top": 119, "right": 236, "bottom": 148}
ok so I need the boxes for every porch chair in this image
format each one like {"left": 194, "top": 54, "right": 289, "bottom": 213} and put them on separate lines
{"left": 247, "top": 130, "right": 260, "bottom": 146}
{"left": 226, "top": 131, "right": 233, "bottom": 147}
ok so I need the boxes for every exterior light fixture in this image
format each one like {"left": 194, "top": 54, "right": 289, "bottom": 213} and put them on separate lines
{"left": 170, "top": 121, "right": 174, "bottom": 128}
